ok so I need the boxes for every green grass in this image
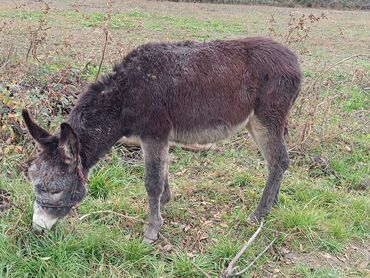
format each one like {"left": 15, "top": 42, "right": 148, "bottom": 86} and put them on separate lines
{"left": 1, "top": 9, "right": 244, "bottom": 39}
{"left": 2, "top": 141, "right": 368, "bottom": 276}
{"left": 74, "top": 10, "right": 244, "bottom": 39}
{"left": 344, "top": 87, "right": 368, "bottom": 112}
{"left": 170, "top": 0, "right": 370, "bottom": 9}
{"left": 0, "top": 1, "right": 369, "bottom": 277}
{"left": 0, "top": 10, "right": 43, "bottom": 21}
{"left": 294, "top": 263, "right": 344, "bottom": 278}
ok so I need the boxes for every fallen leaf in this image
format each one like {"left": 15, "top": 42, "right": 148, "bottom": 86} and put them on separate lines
{"left": 322, "top": 252, "right": 332, "bottom": 259}
{"left": 299, "top": 243, "right": 304, "bottom": 252}
{"left": 358, "top": 261, "right": 368, "bottom": 269}
{"left": 199, "top": 234, "right": 208, "bottom": 241}
{"left": 161, "top": 244, "right": 173, "bottom": 252}
{"left": 187, "top": 252, "right": 195, "bottom": 258}
{"left": 184, "top": 225, "right": 191, "bottom": 232}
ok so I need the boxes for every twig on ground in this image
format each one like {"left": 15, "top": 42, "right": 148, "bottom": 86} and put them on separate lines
{"left": 221, "top": 221, "right": 264, "bottom": 278}
{"left": 79, "top": 210, "right": 143, "bottom": 223}
{"left": 235, "top": 238, "right": 276, "bottom": 276}
{"left": 0, "top": 60, "right": 9, "bottom": 71}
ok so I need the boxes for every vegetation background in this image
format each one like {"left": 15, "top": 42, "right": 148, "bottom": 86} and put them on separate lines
{"left": 167, "top": 0, "right": 370, "bottom": 10}
{"left": 0, "top": 0, "right": 369, "bottom": 277}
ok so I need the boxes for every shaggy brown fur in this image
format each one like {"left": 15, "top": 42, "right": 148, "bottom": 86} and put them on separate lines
{"left": 23, "top": 37, "right": 301, "bottom": 242}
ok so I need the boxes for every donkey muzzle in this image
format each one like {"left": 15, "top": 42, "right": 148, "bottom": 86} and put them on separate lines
{"left": 32, "top": 202, "right": 59, "bottom": 232}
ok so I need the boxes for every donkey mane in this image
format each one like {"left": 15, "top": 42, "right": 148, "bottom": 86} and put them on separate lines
{"left": 87, "top": 71, "right": 117, "bottom": 95}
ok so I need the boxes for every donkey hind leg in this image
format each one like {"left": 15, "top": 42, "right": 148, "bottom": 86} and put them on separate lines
{"left": 161, "top": 175, "right": 171, "bottom": 208}
{"left": 246, "top": 115, "right": 289, "bottom": 222}
{"left": 160, "top": 146, "right": 171, "bottom": 209}
{"left": 141, "top": 140, "right": 169, "bottom": 243}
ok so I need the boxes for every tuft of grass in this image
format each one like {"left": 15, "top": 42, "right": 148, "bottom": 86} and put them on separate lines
{"left": 171, "top": 252, "right": 211, "bottom": 277}
{"left": 171, "top": 252, "right": 198, "bottom": 277}
{"left": 231, "top": 172, "right": 253, "bottom": 187}
{"left": 209, "top": 237, "right": 240, "bottom": 262}
{"left": 276, "top": 206, "right": 323, "bottom": 232}
{"left": 88, "top": 166, "right": 121, "bottom": 199}
{"left": 117, "top": 239, "right": 153, "bottom": 262}
{"left": 344, "top": 87, "right": 368, "bottom": 112}
{"left": 326, "top": 218, "right": 349, "bottom": 241}
{"left": 318, "top": 237, "right": 344, "bottom": 253}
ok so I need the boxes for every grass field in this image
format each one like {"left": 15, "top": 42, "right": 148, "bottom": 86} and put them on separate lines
{"left": 168, "top": 0, "right": 370, "bottom": 10}
{"left": 0, "top": 0, "right": 369, "bottom": 277}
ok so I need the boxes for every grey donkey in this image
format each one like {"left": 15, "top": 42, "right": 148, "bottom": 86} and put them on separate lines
{"left": 23, "top": 37, "right": 301, "bottom": 243}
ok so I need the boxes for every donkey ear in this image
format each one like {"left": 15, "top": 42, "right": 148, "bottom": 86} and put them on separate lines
{"left": 59, "top": 123, "right": 79, "bottom": 164}
{"left": 22, "top": 109, "right": 52, "bottom": 146}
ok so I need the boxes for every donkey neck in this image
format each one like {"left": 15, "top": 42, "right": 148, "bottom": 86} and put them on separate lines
{"left": 66, "top": 91, "right": 124, "bottom": 171}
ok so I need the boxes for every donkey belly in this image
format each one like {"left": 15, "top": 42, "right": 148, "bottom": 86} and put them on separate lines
{"left": 169, "top": 111, "right": 253, "bottom": 145}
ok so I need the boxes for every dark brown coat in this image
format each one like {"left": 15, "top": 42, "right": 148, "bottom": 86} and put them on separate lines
{"left": 23, "top": 37, "right": 301, "bottom": 241}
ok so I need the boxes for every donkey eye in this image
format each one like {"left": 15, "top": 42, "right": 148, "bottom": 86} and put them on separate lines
{"left": 37, "top": 187, "right": 47, "bottom": 193}
{"left": 50, "top": 190, "right": 63, "bottom": 195}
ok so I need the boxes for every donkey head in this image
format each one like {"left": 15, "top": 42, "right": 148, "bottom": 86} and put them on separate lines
{"left": 22, "top": 110, "right": 87, "bottom": 232}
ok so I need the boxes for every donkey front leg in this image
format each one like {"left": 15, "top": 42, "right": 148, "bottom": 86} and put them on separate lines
{"left": 141, "top": 140, "right": 169, "bottom": 243}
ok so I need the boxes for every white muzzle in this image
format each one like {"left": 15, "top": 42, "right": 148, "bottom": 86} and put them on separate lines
{"left": 32, "top": 202, "right": 59, "bottom": 232}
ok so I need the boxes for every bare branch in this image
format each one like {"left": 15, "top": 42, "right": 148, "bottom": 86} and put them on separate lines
{"left": 95, "top": 0, "right": 112, "bottom": 80}
{"left": 95, "top": 30, "right": 109, "bottom": 81}
{"left": 235, "top": 238, "right": 276, "bottom": 276}
{"left": 221, "top": 221, "right": 264, "bottom": 278}
{"left": 304, "top": 54, "right": 369, "bottom": 93}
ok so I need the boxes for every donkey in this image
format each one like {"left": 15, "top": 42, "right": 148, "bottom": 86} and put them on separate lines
{"left": 23, "top": 37, "right": 301, "bottom": 242}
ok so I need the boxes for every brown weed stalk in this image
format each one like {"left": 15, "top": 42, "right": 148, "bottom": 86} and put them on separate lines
{"left": 95, "top": 0, "right": 113, "bottom": 80}
{"left": 25, "top": 1, "right": 51, "bottom": 62}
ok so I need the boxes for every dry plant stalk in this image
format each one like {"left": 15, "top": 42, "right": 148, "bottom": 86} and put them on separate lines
{"left": 289, "top": 53, "right": 369, "bottom": 151}
{"left": 268, "top": 11, "right": 327, "bottom": 54}
{"left": 79, "top": 209, "right": 142, "bottom": 222}
{"left": 267, "top": 14, "right": 276, "bottom": 37}
{"left": 0, "top": 4, "right": 18, "bottom": 67}
{"left": 285, "top": 12, "right": 327, "bottom": 46}
{"left": 26, "top": 1, "right": 51, "bottom": 62}
{"left": 95, "top": 0, "right": 113, "bottom": 80}
{"left": 267, "top": 11, "right": 368, "bottom": 152}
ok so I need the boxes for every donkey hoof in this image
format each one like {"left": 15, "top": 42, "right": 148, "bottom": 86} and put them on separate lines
{"left": 143, "top": 223, "right": 159, "bottom": 243}
{"left": 142, "top": 236, "right": 157, "bottom": 244}
{"left": 248, "top": 212, "right": 262, "bottom": 224}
